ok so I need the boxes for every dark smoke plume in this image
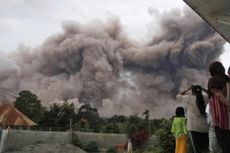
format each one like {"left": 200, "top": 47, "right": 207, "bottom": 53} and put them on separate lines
{"left": 0, "top": 9, "right": 225, "bottom": 118}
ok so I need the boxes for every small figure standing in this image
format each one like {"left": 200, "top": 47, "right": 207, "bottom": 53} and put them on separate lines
{"left": 171, "top": 107, "right": 188, "bottom": 153}
{"left": 127, "top": 139, "right": 132, "bottom": 153}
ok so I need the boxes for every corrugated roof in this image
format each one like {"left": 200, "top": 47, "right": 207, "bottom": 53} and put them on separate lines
{"left": 184, "top": 0, "right": 230, "bottom": 43}
{"left": 0, "top": 103, "right": 37, "bottom": 126}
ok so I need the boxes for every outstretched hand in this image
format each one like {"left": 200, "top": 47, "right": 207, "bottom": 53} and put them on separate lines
{"left": 180, "top": 85, "right": 193, "bottom": 95}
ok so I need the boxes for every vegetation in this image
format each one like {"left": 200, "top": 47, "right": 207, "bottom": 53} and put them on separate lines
{"left": 154, "top": 118, "right": 175, "bottom": 153}
{"left": 124, "top": 115, "right": 150, "bottom": 150}
{"left": 85, "top": 141, "right": 99, "bottom": 153}
{"left": 72, "top": 136, "right": 84, "bottom": 149}
{"left": 106, "top": 147, "right": 117, "bottom": 153}
{"left": 14, "top": 90, "right": 175, "bottom": 153}
{"left": 39, "top": 102, "right": 77, "bottom": 128}
{"left": 77, "top": 104, "right": 101, "bottom": 132}
{"left": 72, "top": 136, "right": 99, "bottom": 153}
{"left": 14, "top": 90, "right": 45, "bottom": 123}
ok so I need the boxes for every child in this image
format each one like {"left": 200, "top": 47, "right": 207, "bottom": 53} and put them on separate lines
{"left": 171, "top": 107, "right": 188, "bottom": 153}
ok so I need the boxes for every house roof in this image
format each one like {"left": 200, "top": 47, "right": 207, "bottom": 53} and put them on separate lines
{"left": 0, "top": 103, "right": 37, "bottom": 126}
{"left": 184, "top": 0, "right": 230, "bottom": 43}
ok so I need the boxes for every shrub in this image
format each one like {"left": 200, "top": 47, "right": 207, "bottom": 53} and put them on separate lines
{"left": 106, "top": 147, "right": 117, "bottom": 153}
{"left": 124, "top": 115, "right": 150, "bottom": 150}
{"left": 104, "top": 123, "right": 120, "bottom": 133}
{"left": 131, "top": 130, "right": 150, "bottom": 149}
{"left": 71, "top": 136, "right": 84, "bottom": 149}
{"left": 85, "top": 141, "right": 99, "bottom": 153}
{"left": 154, "top": 118, "right": 174, "bottom": 153}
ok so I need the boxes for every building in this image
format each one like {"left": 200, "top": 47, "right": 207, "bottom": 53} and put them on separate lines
{"left": 184, "top": 0, "right": 230, "bottom": 43}
{"left": 0, "top": 103, "right": 36, "bottom": 128}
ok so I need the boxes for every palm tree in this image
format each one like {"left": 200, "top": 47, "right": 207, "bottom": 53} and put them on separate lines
{"left": 142, "top": 110, "right": 150, "bottom": 120}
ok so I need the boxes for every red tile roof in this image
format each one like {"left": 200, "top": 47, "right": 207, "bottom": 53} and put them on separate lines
{"left": 0, "top": 103, "right": 36, "bottom": 126}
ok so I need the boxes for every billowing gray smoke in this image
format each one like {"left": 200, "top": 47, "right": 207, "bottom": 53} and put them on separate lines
{"left": 0, "top": 9, "right": 225, "bottom": 118}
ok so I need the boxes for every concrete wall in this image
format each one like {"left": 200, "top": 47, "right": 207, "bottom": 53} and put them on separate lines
{"left": 74, "top": 132, "right": 127, "bottom": 148}
{"left": 1, "top": 130, "right": 158, "bottom": 152}
{"left": 1, "top": 130, "right": 128, "bottom": 152}
{"left": 2, "top": 130, "right": 71, "bottom": 152}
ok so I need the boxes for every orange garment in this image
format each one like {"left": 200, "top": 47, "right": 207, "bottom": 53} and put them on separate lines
{"left": 175, "top": 135, "right": 187, "bottom": 153}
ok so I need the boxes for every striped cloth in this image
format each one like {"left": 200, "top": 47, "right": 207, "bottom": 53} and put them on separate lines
{"left": 209, "top": 83, "right": 230, "bottom": 130}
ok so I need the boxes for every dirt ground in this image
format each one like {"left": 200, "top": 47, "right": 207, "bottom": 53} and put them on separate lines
{"left": 3, "top": 144, "right": 86, "bottom": 153}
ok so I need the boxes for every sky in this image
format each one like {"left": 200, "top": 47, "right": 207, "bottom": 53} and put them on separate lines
{"left": 0, "top": 0, "right": 229, "bottom": 70}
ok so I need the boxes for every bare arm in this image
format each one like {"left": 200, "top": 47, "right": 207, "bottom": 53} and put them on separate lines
{"left": 201, "top": 88, "right": 208, "bottom": 94}
{"left": 213, "top": 90, "right": 230, "bottom": 107}
{"left": 179, "top": 85, "right": 193, "bottom": 95}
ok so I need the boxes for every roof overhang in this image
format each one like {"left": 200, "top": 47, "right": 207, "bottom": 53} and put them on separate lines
{"left": 183, "top": 0, "right": 230, "bottom": 43}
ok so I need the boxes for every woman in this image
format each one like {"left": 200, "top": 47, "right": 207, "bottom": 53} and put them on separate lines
{"left": 208, "top": 61, "right": 230, "bottom": 153}
{"left": 177, "top": 85, "right": 209, "bottom": 153}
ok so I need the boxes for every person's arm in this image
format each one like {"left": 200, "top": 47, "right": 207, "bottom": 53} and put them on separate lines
{"left": 179, "top": 85, "right": 193, "bottom": 95}
{"left": 201, "top": 88, "right": 208, "bottom": 94}
{"left": 176, "top": 85, "right": 192, "bottom": 102}
{"left": 212, "top": 90, "right": 230, "bottom": 107}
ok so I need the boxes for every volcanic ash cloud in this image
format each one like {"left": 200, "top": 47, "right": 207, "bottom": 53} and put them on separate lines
{"left": 0, "top": 9, "right": 225, "bottom": 118}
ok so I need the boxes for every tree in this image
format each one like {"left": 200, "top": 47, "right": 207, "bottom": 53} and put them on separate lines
{"left": 40, "top": 102, "right": 77, "bottom": 128}
{"left": 58, "top": 101, "right": 76, "bottom": 127}
{"left": 154, "top": 118, "right": 174, "bottom": 153}
{"left": 14, "top": 90, "right": 45, "bottom": 123}
{"left": 108, "top": 115, "right": 127, "bottom": 123}
{"left": 40, "top": 103, "right": 61, "bottom": 127}
{"left": 124, "top": 115, "right": 150, "bottom": 150}
{"left": 142, "top": 110, "right": 150, "bottom": 120}
{"left": 77, "top": 104, "right": 101, "bottom": 132}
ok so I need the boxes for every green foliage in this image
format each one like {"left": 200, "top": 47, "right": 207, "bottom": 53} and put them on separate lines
{"left": 108, "top": 115, "right": 127, "bottom": 123}
{"left": 40, "top": 103, "right": 61, "bottom": 127}
{"left": 142, "top": 110, "right": 150, "bottom": 120}
{"left": 150, "top": 119, "right": 162, "bottom": 134}
{"left": 85, "top": 141, "right": 99, "bottom": 153}
{"left": 124, "top": 115, "right": 150, "bottom": 150}
{"left": 154, "top": 118, "right": 175, "bottom": 153}
{"left": 125, "top": 115, "right": 150, "bottom": 138}
{"left": 104, "top": 123, "right": 120, "bottom": 133}
{"left": 14, "top": 90, "right": 45, "bottom": 123}
{"left": 40, "top": 101, "right": 77, "bottom": 128}
{"left": 77, "top": 104, "right": 101, "bottom": 132}
{"left": 58, "top": 102, "right": 76, "bottom": 126}
{"left": 137, "top": 143, "right": 161, "bottom": 153}
{"left": 72, "top": 136, "right": 84, "bottom": 149}
{"left": 106, "top": 147, "right": 117, "bottom": 153}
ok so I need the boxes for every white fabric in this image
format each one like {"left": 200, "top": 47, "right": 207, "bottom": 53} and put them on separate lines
{"left": 177, "top": 93, "right": 209, "bottom": 132}
{"left": 206, "top": 103, "right": 222, "bottom": 153}
{"left": 127, "top": 140, "right": 132, "bottom": 153}
{"left": 209, "top": 126, "right": 222, "bottom": 153}
{"left": 205, "top": 104, "right": 212, "bottom": 125}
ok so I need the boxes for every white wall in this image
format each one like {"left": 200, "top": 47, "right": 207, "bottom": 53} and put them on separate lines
{"left": 2, "top": 130, "right": 71, "bottom": 152}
